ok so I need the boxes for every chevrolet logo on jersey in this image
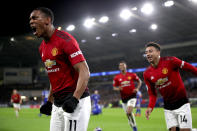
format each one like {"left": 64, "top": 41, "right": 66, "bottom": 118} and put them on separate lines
{"left": 44, "top": 59, "right": 56, "bottom": 68}
{"left": 121, "top": 81, "right": 130, "bottom": 85}
{"left": 156, "top": 77, "right": 168, "bottom": 86}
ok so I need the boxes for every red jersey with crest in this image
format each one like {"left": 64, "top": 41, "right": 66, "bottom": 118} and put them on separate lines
{"left": 113, "top": 72, "right": 140, "bottom": 102}
{"left": 39, "top": 29, "right": 86, "bottom": 98}
{"left": 143, "top": 56, "right": 197, "bottom": 110}
{"left": 11, "top": 94, "right": 21, "bottom": 103}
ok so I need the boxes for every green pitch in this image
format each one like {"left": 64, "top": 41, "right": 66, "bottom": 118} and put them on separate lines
{"left": 0, "top": 107, "right": 196, "bottom": 131}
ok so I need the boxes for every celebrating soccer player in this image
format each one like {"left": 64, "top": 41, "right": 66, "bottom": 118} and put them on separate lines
{"left": 113, "top": 61, "right": 142, "bottom": 131}
{"left": 143, "top": 42, "right": 197, "bottom": 131}
{"left": 11, "top": 89, "right": 22, "bottom": 118}
{"left": 91, "top": 90, "right": 102, "bottom": 115}
{"left": 29, "top": 7, "right": 91, "bottom": 131}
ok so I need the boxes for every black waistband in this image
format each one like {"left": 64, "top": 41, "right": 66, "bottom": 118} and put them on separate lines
{"left": 164, "top": 98, "right": 189, "bottom": 110}
{"left": 54, "top": 91, "right": 89, "bottom": 107}
{"left": 122, "top": 94, "right": 136, "bottom": 103}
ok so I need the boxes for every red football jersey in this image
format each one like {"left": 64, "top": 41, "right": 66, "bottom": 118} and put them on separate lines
{"left": 39, "top": 29, "right": 87, "bottom": 97}
{"left": 113, "top": 72, "right": 140, "bottom": 101}
{"left": 11, "top": 94, "right": 21, "bottom": 103}
{"left": 144, "top": 56, "right": 197, "bottom": 110}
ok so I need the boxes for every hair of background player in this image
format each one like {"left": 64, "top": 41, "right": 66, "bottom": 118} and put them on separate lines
{"left": 119, "top": 60, "right": 127, "bottom": 65}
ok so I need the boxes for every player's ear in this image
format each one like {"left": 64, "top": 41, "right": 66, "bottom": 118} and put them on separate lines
{"left": 45, "top": 17, "right": 51, "bottom": 25}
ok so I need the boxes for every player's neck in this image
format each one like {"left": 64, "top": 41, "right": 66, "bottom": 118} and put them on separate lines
{"left": 121, "top": 70, "right": 127, "bottom": 75}
{"left": 151, "top": 56, "right": 160, "bottom": 68}
{"left": 43, "top": 26, "right": 55, "bottom": 43}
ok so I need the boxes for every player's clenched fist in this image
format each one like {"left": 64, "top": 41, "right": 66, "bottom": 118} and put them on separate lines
{"left": 62, "top": 96, "right": 79, "bottom": 113}
{"left": 145, "top": 107, "right": 152, "bottom": 120}
{"left": 40, "top": 101, "right": 52, "bottom": 115}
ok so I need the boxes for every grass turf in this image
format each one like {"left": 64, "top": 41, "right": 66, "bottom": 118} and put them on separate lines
{"left": 0, "top": 107, "right": 196, "bottom": 131}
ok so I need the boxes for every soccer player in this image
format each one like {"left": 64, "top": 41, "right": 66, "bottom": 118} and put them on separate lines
{"left": 29, "top": 7, "right": 91, "bottom": 131}
{"left": 91, "top": 90, "right": 102, "bottom": 115}
{"left": 143, "top": 42, "right": 197, "bottom": 131}
{"left": 11, "top": 89, "right": 22, "bottom": 118}
{"left": 113, "top": 61, "right": 142, "bottom": 131}
{"left": 135, "top": 90, "right": 142, "bottom": 116}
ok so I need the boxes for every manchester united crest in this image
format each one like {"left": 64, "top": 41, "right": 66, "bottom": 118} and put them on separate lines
{"left": 51, "top": 47, "right": 58, "bottom": 56}
{"left": 162, "top": 68, "right": 168, "bottom": 74}
{"left": 128, "top": 76, "right": 132, "bottom": 80}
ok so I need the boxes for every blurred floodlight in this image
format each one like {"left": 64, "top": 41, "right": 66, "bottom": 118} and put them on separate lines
{"left": 99, "top": 16, "right": 109, "bottom": 23}
{"left": 164, "top": 1, "right": 174, "bottom": 7}
{"left": 10, "top": 37, "right": 15, "bottom": 42}
{"left": 21, "top": 96, "right": 26, "bottom": 99}
{"left": 84, "top": 18, "right": 95, "bottom": 28}
{"left": 112, "top": 33, "right": 118, "bottom": 37}
{"left": 131, "top": 7, "right": 138, "bottom": 11}
{"left": 141, "top": 3, "right": 154, "bottom": 15}
{"left": 66, "top": 25, "right": 75, "bottom": 31}
{"left": 96, "top": 36, "right": 101, "bottom": 40}
{"left": 150, "top": 24, "right": 158, "bottom": 30}
{"left": 34, "top": 97, "right": 37, "bottom": 101}
{"left": 57, "top": 26, "right": 62, "bottom": 30}
{"left": 129, "top": 29, "right": 137, "bottom": 33}
{"left": 189, "top": 0, "right": 197, "bottom": 3}
{"left": 120, "top": 9, "right": 132, "bottom": 20}
{"left": 81, "top": 39, "right": 87, "bottom": 43}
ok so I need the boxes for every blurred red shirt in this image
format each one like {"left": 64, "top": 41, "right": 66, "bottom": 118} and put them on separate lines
{"left": 113, "top": 72, "right": 140, "bottom": 102}
{"left": 11, "top": 94, "right": 21, "bottom": 103}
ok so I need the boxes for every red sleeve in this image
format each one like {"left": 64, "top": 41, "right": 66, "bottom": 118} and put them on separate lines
{"left": 171, "top": 56, "right": 197, "bottom": 75}
{"left": 61, "top": 33, "right": 85, "bottom": 66}
{"left": 113, "top": 76, "right": 119, "bottom": 87}
{"left": 133, "top": 73, "right": 140, "bottom": 81}
{"left": 143, "top": 72, "right": 157, "bottom": 110}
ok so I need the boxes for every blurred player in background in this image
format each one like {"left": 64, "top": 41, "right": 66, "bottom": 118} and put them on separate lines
{"left": 144, "top": 42, "right": 197, "bottom": 131}
{"left": 30, "top": 7, "right": 91, "bottom": 131}
{"left": 91, "top": 90, "right": 102, "bottom": 115}
{"left": 39, "top": 87, "right": 49, "bottom": 117}
{"left": 113, "top": 61, "right": 142, "bottom": 131}
{"left": 135, "top": 90, "right": 142, "bottom": 117}
{"left": 11, "top": 89, "right": 22, "bottom": 118}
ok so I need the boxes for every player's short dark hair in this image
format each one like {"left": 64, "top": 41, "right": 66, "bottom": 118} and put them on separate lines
{"left": 119, "top": 61, "right": 127, "bottom": 65}
{"left": 145, "top": 42, "right": 161, "bottom": 51}
{"left": 34, "top": 7, "right": 54, "bottom": 23}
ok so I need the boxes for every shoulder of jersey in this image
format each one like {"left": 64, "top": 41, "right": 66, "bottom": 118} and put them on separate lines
{"left": 127, "top": 72, "right": 134, "bottom": 75}
{"left": 143, "top": 66, "right": 152, "bottom": 75}
{"left": 55, "top": 30, "right": 72, "bottom": 42}
{"left": 162, "top": 56, "right": 174, "bottom": 61}
{"left": 115, "top": 73, "right": 121, "bottom": 78}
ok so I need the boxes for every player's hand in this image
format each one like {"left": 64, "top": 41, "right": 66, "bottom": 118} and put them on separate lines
{"left": 145, "top": 107, "right": 152, "bottom": 120}
{"left": 40, "top": 101, "right": 52, "bottom": 115}
{"left": 133, "top": 88, "right": 139, "bottom": 93}
{"left": 119, "top": 87, "right": 123, "bottom": 90}
{"left": 62, "top": 96, "right": 79, "bottom": 113}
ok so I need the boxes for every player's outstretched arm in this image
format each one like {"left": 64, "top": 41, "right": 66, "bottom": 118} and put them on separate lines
{"left": 133, "top": 78, "right": 142, "bottom": 93}
{"left": 48, "top": 84, "right": 54, "bottom": 103}
{"left": 73, "top": 61, "right": 90, "bottom": 99}
{"left": 62, "top": 61, "right": 90, "bottom": 113}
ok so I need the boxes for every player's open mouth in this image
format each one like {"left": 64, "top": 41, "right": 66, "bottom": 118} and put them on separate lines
{"left": 147, "top": 56, "right": 152, "bottom": 60}
{"left": 31, "top": 27, "right": 37, "bottom": 35}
